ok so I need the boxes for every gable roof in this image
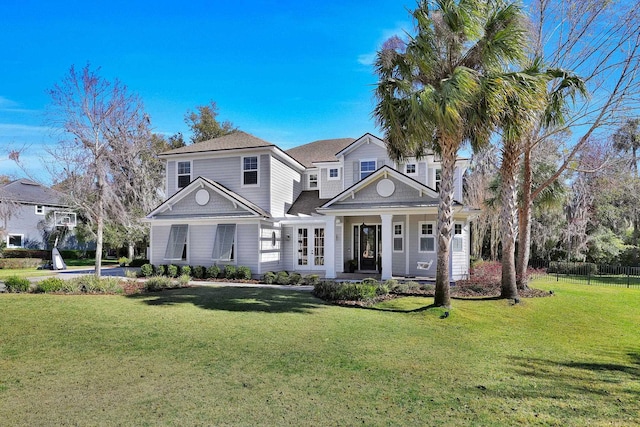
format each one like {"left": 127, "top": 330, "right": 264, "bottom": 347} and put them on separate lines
{"left": 147, "top": 176, "right": 270, "bottom": 219}
{"left": 0, "top": 179, "right": 68, "bottom": 206}
{"left": 158, "top": 131, "right": 275, "bottom": 156}
{"left": 335, "top": 133, "right": 386, "bottom": 157}
{"left": 285, "top": 138, "right": 356, "bottom": 168}
{"left": 319, "top": 165, "right": 445, "bottom": 211}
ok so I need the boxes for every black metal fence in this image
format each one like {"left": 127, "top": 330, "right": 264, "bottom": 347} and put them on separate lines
{"left": 529, "top": 261, "right": 640, "bottom": 288}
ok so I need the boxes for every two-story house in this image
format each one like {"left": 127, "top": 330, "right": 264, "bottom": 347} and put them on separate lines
{"left": 145, "top": 131, "right": 473, "bottom": 280}
{"left": 0, "top": 179, "right": 79, "bottom": 249}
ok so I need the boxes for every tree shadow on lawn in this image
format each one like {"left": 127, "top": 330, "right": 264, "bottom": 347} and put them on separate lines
{"left": 499, "top": 351, "right": 640, "bottom": 403}
{"left": 127, "top": 285, "right": 327, "bottom": 314}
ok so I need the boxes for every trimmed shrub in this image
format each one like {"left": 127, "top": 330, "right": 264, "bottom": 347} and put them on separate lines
{"left": 224, "top": 265, "right": 237, "bottom": 279}
{"left": 263, "top": 271, "right": 276, "bottom": 284}
{"left": 0, "top": 258, "right": 44, "bottom": 269}
{"left": 180, "top": 265, "right": 192, "bottom": 277}
{"left": 304, "top": 274, "right": 320, "bottom": 286}
{"left": 192, "top": 265, "right": 205, "bottom": 279}
{"left": 2, "top": 249, "right": 49, "bottom": 259}
{"left": 178, "top": 274, "right": 191, "bottom": 287}
{"left": 140, "top": 264, "right": 154, "bottom": 277}
{"left": 313, "top": 280, "right": 386, "bottom": 302}
{"left": 275, "top": 271, "right": 289, "bottom": 285}
{"left": 288, "top": 272, "right": 302, "bottom": 285}
{"left": 67, "top": 275, "right": 122, "bottom": 293}
{"left": 236, "top": 266, "right": 251, "bottom": 280}
{"left": 129, "top": 259, "right": 149, "bottom": 268}
{"left": 36, "top": 277, "right": 65, "bottom": 293}
{"left": 145, "top": 275, "right": 174, "bottom": 292}
{"left": 166, "top": 264, "right": 179, "bottom": 278}
{"left": 4, "top": 276, "right": 31, "bottom": 293}
{"left": 118, "top": 257, "right": 130, "bottom": 266}
{"left": 155, "top": 264, "right": 166, "bottom": 276}
{"left": 206, "top": 265, "right": 220, "bottom": 279}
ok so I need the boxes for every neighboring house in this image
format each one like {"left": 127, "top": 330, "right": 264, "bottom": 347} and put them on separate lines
{"left": 0, "top": 179, "right": 79, "bottom": 250}
{"left": 145, "top": 131, "right": 474, "bottom": 280}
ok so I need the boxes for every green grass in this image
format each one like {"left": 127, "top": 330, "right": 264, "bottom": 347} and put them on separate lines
{"left": 0, "top": 259, "right": 120, "bottom": 280}
{"left": 0, "top": 279, "right": 638, "bottom": 426}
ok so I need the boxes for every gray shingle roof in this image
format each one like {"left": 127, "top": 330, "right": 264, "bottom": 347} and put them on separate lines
{"left": 0, "top": 179, "right": 68, "bottom": 206}
{"left": 159, "top": 131, "right": 275, "bottom": 156}
{"left": 285, "top": 138, "right": 356, "bottom": 168}
{"left": 287, "top": 191, "right": 330, "bottom": 216}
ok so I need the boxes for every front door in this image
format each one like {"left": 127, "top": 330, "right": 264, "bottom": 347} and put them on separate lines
{"left": 360, "top": 224, "right": 377, "bottom": 271}
{"left": 296, "top": 227, "right": 325, "bottom": 270}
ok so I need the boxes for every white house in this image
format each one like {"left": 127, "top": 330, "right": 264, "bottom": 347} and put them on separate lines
{"left": 145, "top": 131, "right": 474, "bottom": 280}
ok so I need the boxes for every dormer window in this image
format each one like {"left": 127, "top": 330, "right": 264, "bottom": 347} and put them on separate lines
{"left": 177, "top": 161, "right": 191, "bottom": 189}
{"left": 405, "top": 163, "right": 417, "bottom": 175}
{"left": 328, "top": 168, "right": 340, "bottom": 180}
{"left": 360, "top": 160, "right": 376, "bottom": 180}
{"left": 309, "top": 173, "right": 318, "bottom": 189}
{"left": 243, "top": 156, "right": 259, "bottom": 186}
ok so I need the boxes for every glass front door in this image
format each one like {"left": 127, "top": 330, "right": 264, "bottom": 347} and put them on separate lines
{"left": 297, "top": 227, "right": 325, "bottom": 269}
{"left": 360, "top": 225, "right": 377, "bottom": 271}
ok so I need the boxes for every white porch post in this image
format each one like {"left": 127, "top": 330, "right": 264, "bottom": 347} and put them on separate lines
{"left": 381, "top": 214, "right": 393, "bottom": 280}
{"left": 325, "top": 216, "right": 336, "bottom": 279}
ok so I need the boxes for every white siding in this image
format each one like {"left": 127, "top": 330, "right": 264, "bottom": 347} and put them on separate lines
{"left": 166, "top": 161, "right": 177, "bottom": 196}
{"left": 343, "top": 142, "right": 388, "bottom": 188}
{"left": 270, "top": 156, "right": 301, "bottom": 217}
{"left": 282, "top": 226, "right": 294, "bottom": 271}
{"left": 236, "top": 223, "right": 260, "bottom": 273}
{"left": 320, "top": 167, "right": 343, "bottom": 199}
{"left": 260, "top": 223, "right": 282, "bottom": 273}
{"left": 189, "top": 224, "right": 214, "bottom": 266}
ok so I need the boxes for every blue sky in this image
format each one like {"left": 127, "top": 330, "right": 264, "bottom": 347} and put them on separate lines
{"left": 0, "top": 0, "right": 414, "bottom": 182}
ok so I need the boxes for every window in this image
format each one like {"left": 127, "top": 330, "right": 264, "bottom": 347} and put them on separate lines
{"left": 7, "top": 234, "right": 24, "bottom": 248}
{"left": 419, "top": 222, "right": 435, "bottom": 252}
{"left": 212, "top": 224, "right": 236, "bottom": 261}
{"left": 35, "top": 205, "right": 44, "bottom": 215}
{"left": 393, "top": 222, "right": 404, "bottom": 252}
{"left": 435, "top": 168, "right": 441, "bottom": 192}
{"left": 453, "top": 223, "right": 463, "bottom": 252}
{"left": 360, "top": 160, "right": 376, "bottom": 180}
{"left": 328, "top": 168, "right": 340, "bottom": 180}
{"left": 309, "top": 173, "right": 318, "bottom": 189}
{"left": 405, "top": 163, "right": 417, "bottom": 175}
{"left": 164, "top": 225, "right": 188, "bottom": 260}
{"left": 243, "top": 156, "right": 259, "bottom": 186}
{"left": 177, "top": 161, "right": 191, "bottom": 189}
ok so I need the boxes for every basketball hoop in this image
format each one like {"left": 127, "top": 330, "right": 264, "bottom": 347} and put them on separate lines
{"left": 54, "top": 211, "right": 77, "bottom": 229}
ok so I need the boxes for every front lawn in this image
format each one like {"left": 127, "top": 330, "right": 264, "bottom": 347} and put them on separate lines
{"left": 0, "top": 279, "right": 638, "bottom": 426}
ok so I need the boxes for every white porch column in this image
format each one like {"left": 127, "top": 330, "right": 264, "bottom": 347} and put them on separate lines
{"left": 325, "top": 216, "right": 336, "bottom": 279}
{"left": 381, "top": 214, "right": 393, "bottom": 280}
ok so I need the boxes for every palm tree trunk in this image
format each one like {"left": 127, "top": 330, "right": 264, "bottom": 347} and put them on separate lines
{"left": 516, "top": 146, "right": 533, "bottom": 289}
{"left": 434, "top": 143, "right": 456, "bottom": 308}
{"left": 500, "top": 145, "right": 520, "bottom": 299}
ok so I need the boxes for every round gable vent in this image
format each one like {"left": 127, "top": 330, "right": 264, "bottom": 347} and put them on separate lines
{"left": 195, "top": 189, "right": 210, "bottom": 206}
{"left": 376, "top": 179, "right": 395, "bottom": 197}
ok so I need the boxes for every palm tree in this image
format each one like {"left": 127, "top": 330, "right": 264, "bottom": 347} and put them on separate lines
{"left": 374, "top": 0, "right": 530, "bottom": 307}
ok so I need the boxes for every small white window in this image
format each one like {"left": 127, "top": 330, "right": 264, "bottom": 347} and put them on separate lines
{"left": 453, "top": 223, "right": 463, "bottom": 252}
{"left": 7, "top": 234, "right": 24, "bottom": 248}
{"left": 164, "top": 225, "right": 188, "bottom": 260}
{"left": 242, "top": 156, "right": 259, "bottom": 186}
{"left": 328, "top": 168, "right": 340, "bottom": 180}
{"left": 213, "top": 224, "right": 236, "bottom": 261}
{"left": 35, "top": 205, "right": 44, "bottom": 215}
{"left": 419, "top": 222, "right": 435, "bottom": 253}
{"left": 435, "top": 168, "right": 442, "bottom": 192}
{"left": 360, "top": 160, "right": 376, "bottom": 180}
{"left": 405, "top": 164, "right": 417, "bottom": 175}
{"left": 309, "top": 173, "right": 318, "bottom": 189}
{"left": 177, "top": 161, "right": 191, "bottom": 189}
{"left": 393, "top": 222, "right": 404, "bottom": 252}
